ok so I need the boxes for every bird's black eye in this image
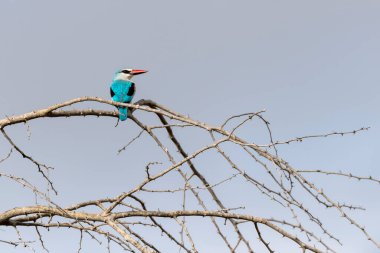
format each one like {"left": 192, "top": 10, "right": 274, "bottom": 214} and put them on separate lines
{"left": 121, "top": 70, "right": 130, "bottom": 74}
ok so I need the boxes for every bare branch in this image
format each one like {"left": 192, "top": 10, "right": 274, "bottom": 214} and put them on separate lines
{"left": 0, "top": 97, "right": 377, "bottom": 253}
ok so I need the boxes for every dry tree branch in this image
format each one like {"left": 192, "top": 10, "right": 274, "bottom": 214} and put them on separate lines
{"left": 254, "top": 222, "right": 274, "bottom": 253}
{"left": 296, "top": 169, "right": 380, "bottom": 184}
{"left": 1, "top": 205, "right": 325, "bottom": 252}
{"left": 1, "top": 129, "right": 57, "bottom": 194}
{"left": 0, "top": 148, "right": 12, "bottom": 163}
{"left": 260, "top": 127, "right": 370, "bottom": 147}
{"left": 0, "top": 96, "right": 378, "bottom": 253}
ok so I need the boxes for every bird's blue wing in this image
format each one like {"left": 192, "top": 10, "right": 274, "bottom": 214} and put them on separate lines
{"left": 110, "top": 80, "right": 135, "bottom": 103}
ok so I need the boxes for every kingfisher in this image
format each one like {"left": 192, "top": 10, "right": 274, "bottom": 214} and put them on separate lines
{"left": 110, "top": 68, "right": 148, "bottom": 121}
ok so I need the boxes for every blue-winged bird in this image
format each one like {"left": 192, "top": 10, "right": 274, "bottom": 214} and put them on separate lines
{"left": 110, "top": 68, "right": 148, "bottom": 121}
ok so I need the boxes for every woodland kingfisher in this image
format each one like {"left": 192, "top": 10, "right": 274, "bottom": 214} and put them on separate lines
{"left": 110, "top": 68, "right": 148, "bottom": 121}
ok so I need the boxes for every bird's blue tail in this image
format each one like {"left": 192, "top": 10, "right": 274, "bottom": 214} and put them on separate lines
{"left": 118, "top": 107, "right": 128, "bottom": 121}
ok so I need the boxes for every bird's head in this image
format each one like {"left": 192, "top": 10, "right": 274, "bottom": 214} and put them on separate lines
{"left": 113, "top": 68, "right": 148, "bottom": 81}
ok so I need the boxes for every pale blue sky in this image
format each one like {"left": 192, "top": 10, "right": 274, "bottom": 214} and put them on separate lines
{"left": 0, "top": 1, "right": 379, "bottom": 252}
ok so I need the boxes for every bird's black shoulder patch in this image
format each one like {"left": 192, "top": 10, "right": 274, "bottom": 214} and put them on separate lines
{"left": 127, "top": 82, "right": 135, "bottom": 96}
{"left": 110, "top": 87, "right": 115, "bottom": 97}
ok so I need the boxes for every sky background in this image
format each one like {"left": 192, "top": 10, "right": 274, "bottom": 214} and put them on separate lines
{"left": 0, "top": 0, "right": 379, "bottom": 252}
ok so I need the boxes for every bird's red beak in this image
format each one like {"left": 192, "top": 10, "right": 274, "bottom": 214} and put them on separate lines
{"left": 131, "top": 69, "right": 148, "bottom": 75}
